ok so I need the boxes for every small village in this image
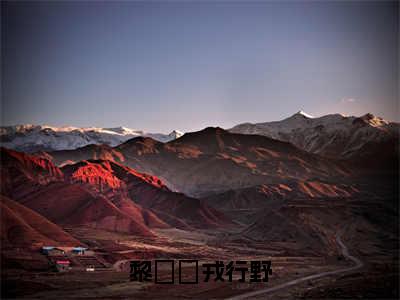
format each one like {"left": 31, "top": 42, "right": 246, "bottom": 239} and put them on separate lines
{"left": 40, "top": 246, "right": 111, "bottom": 272}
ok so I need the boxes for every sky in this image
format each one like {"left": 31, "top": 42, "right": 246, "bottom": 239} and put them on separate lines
{"left": 1, "top": 1, "right": 398, "bottom": 133}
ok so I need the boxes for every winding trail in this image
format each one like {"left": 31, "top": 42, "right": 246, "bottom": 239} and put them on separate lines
{"left": 226, "top": 231, "right": 363, "bottom": 300}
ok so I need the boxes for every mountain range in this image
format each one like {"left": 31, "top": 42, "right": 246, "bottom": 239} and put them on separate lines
{"left": 1, "top": 112, "right": 397, "bottom": 161}
{"left": 44, "top": 127, "right": 359, "bottom": 198}
{"left": 1, "top": 146, "right": 229, "bottom": 249}
{"left": 1, "top": 118, "right": 396, "bottom": 252}
{"left": 230, "top": 111, "right": 398, "bottom": 159}
{"left": 1, "top": 111, "right": 398, "bottom": 300}
{"left": 0, "top": 124, "right": 183, "bottom": 152}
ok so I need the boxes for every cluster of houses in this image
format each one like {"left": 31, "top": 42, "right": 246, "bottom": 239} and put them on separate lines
{"left": 41, "top": 246, "right": 90, "bottom": 272}
{"left": 41, "top": 246, "right": 87, "bottom": 255}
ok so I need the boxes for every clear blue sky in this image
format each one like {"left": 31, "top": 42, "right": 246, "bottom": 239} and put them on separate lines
{"left": 2, "top": 1, "right": 398, "bottom": 133}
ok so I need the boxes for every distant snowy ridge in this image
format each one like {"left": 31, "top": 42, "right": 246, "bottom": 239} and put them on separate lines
{"left": 0, "top": 124, "right": 184, "bottom": 152}
{"left": 230, "top": 111, "right": 399, "bottom": 158}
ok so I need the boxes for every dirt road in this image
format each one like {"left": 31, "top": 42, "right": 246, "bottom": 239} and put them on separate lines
{"left": 226, "top": 231, "right": 363, "bottom": 299}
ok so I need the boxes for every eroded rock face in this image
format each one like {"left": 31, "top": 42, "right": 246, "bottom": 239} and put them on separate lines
{"left": 0, "top": 147, "right": 229, "bottom": 238}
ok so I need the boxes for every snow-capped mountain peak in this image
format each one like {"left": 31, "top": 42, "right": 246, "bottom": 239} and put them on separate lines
{"left": 293, "top": 110, "right": 314, "bottom": 119}
{"left": 230, "top": 112, "right": 398, "bottom": 158}
{"left": 101, "top": 126, "right": 144, "bottom": 136}
{"left": 0, "top": 124, "right": 184, "bottom": 153}
{"left": 359, "top": 113, "right": 388, "bottom": 127}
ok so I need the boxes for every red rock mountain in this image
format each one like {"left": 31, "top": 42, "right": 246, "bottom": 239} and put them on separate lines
{"left": 61, "top": 159, "right": 230, "bottom": 229}
{"left": 46, "top": 127, "right": 356, "bottom": 197}
{"left": 1, "top": 195, "right": 80, "bottom": 249}
{"left": 0, "top": 147, "right": 228, "bottom": 237}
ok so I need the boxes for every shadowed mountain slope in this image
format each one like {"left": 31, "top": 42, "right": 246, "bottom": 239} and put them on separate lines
{"left": 46, "top": 128, "right": 355, "bottom": 197}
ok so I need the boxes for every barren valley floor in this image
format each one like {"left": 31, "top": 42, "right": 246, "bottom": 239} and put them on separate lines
{"left": 2, "top": 197, "right": 398, "bottom": 299}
